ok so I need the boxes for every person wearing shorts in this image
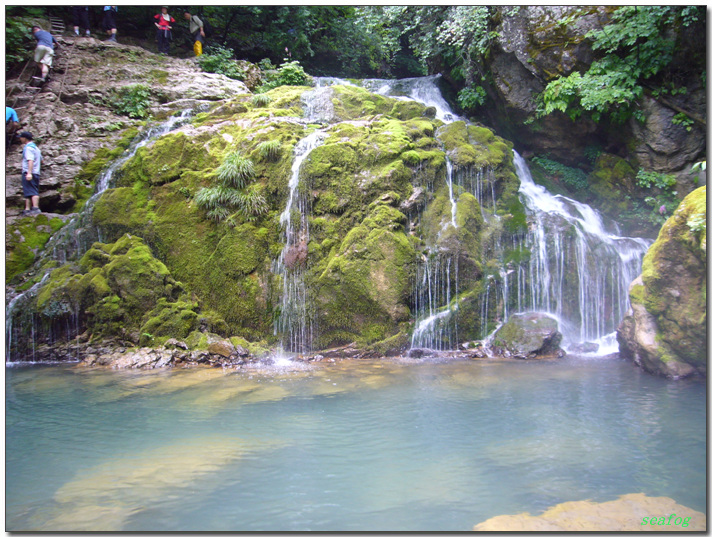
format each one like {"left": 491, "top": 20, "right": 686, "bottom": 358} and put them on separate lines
{"left": 73, "top": 6, "right": 91, "bottom": 37}
{"left": 19, "top": 131, "right": 42, "bottom": 215}
{"left": 103, "top": 6, "right": 118, "bottom": 42}
{"left": 32, "top": 26, "right": 57, "bottom": 82}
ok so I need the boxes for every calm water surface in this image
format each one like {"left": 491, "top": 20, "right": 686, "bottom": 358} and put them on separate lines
{"left": 5, "top": 355, "right": 706, "bottom": 531}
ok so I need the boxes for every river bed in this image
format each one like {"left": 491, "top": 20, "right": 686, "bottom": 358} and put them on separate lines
{"left": 5, "top": 355, "right": 706, "bottom": 531}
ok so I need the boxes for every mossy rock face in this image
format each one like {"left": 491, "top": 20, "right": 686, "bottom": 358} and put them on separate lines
{"left": 6, "top": 215, "right": 66, "bottom": 284}
{"left": 33, "top": 234, "right": 212, "bottom": 342}
{"left": 20, "top": 81, "right": 525, "bottom": 354}
{"left": 638, "top": 187, "right": 706, "bottom": 370}
{"left": 313, "top": 205, "right": 416, "bottom": 348}
{"left": 492, "top": 312, "right": 564, "bottom": 359}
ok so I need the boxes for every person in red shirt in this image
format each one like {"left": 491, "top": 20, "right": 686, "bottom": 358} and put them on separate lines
{"left": 154, "top": 6, "right": 175, "bottom": 55}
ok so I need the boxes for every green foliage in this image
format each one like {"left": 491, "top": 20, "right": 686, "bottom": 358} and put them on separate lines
{"left": 258, "top": 60, "right": 310, "bottom": 91}
{"left": 531, "top": 156, "right": 588, "bottom": 191}
{"left": 251, "top": 93, "right": 272, "bottom": 107}
{"left": 687, "top": 213, "right": 706, "bottom": 235}
{"left": 5, "top": 17, "right": 31, "bottom": 69}
{"left": 672, "top": 113, "right": 694, "bottom": 132}
{"left": 257, "top": 140, "right": 282, "bottom": 161}
{"left": 404, "top": 6, "right": 494, "bottom": 84}
{"left": 635, "top": 169, "right": 676, "bottom": 190}
{"left": 634, "top": 169, "right": 679, "bottom": 225}
{"left": 457, "top": 86, "right": 486, "bottom": 111}
{"left": 110, "top": 84, "right": 151, "bottom": 119}
{"left": 275, "top": 60, "right": 308, "bottom": 85}
{"left": 197, "top": 46, "right": 246, "bottom": 80}
{"left": 195, "top": 152, "right": 267, "bottom": 224}
{"left": 537, "top": 6, "right": 705, "bottom": 123}
{"left": 217, "top": 151, "right": 256, "bottom": 189}
{"left": 583, "top": 145, "right": 603, "bottom": 163}
{"left": 258, "top": 58, "right": 276, "bottom": 71}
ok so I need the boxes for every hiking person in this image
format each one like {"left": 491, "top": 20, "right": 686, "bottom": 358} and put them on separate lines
{"left": 103, "top": 6, "right": 118, "bottom": 42}
{"left": 31, "top": 26, "right": 58, "bottom": 83}
{"left": 19, "top": 131, "right": 42, "bottom": 215}
{"left": 72, "top": 6, "right": 91, "bottom": 37}
{"left": 6, "top": 107, "right": 20, "bottom": 141}
{"left": 154, "top": 6, "right": 175, "bottom": 55}
{"left": 184, "top": 11, "right": 205, "bottom": 57}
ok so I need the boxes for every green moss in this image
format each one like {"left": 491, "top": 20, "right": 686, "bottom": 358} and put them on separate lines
{"left": 140, "top": 298, "right": 200, "bottom": 341}
{"left": 6, "top": 215, "right": 67, "bottom": 284}
{"left": 389, "top": 99, "right": 429, "bottom": 121}
{"left": 313, "top": 205, "right": 416, "bottom": 347}
{"left": 331, "top": 85, "right": 391, "bottom": 120}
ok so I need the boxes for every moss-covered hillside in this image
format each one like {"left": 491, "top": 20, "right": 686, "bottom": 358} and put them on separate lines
{"left": 8, "top": 81, "right": 521, "bottom": 358}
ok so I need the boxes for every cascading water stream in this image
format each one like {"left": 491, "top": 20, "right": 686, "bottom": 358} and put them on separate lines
{"left": 508, "top": 151, "right": 652, "bottom": 350}
{"left": 5, "top": 110, "right": 196, "bottom": 363}
{"left": 361, "top": 77, "right": 463, "bottom": 350}
{"left": 273, "top": 130, "right": 326, "bottom": 354}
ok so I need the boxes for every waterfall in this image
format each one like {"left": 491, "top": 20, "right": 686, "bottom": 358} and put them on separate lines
{"left": 5, "top": 110, "right": 196, "bottom": 363}
{"left": 361, "top": 76, "right": 464, "bottom": 351}
{"left": 509, "top": 152, "right": 652, "bottom": 349}
{"left": 45, "top": 110, "right": 195, "bottom": 264}
{"left": 273, "top": 130, "right": 326, "bottom": 354}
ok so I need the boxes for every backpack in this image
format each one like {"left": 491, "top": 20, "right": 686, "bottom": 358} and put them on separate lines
{"left": 198, "top": 16, "right": 213, "bottom": 38}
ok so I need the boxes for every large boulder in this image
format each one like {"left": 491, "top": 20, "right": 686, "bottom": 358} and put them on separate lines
{"left": 490, "top": 312, "right": 564, "bottom": 359}
{"left": 617, "top": 187, "right": 706, "bottom": 378}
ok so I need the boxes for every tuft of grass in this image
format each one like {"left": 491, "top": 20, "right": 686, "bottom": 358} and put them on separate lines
{"left": 257, "top": 140, "right": 282, "bottom": 161}
{"left": 252, "top": 94, "right": 272, "bottom": 107}
{"left": 216, "top": 151, "right": 255, "bottom": 189}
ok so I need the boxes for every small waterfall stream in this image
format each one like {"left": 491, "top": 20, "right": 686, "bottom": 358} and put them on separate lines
{"left": 361, "top": 76, "right": 464, "bottom": 351}
{"left": 273, "top": 130, "right": 326, "bottom": 354}
{"left": 509, "top": 152, "right": 652, "bottom": 350}
{"left": 6, "top": 110, "right": 195, "bottom": 363}
{"left": 272, "top": 86, "right": 336, "bottom": 354}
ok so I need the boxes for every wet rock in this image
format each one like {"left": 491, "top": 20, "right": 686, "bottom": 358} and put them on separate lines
{"left": 617, "top": 187, "right": 706, "bottom": 379}
{"left": 568, "top": 341, "right": 599, "bottom": 354}
{"left": 206, "top": 334, "right": 237, "bottom": 358}
{"left": 164, "top": 338, "right": 188, "bottom": 350}
{"left": 490, "top": 312, "right": 564, "bottom": 359}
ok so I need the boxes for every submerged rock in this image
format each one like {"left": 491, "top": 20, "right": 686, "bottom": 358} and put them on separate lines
{"left": 490, "top": 312, "right": 564, "bottom": 359}
{"left": 617, "top": 187, "right": 706, "bottom": 379}
{"left": 473, "top": 493, "right": 706, "bottom": 531}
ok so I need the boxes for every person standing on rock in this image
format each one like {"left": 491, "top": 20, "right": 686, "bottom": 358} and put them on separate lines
{"left": 183, "top": 11, "right": 205, "bottom": 57}
{"left": 19, "top": 131, "right": 42, "bottom": 216}
{"left": 31, "top": 26, "right": 58, "bottom": 83}
{"left": 103, "top": 6, "right": 118, "bottom": 42}
{"left": 154, "top": 6, "right": 175, "bottom": 55}
{"left": 72, "top": 6, "right": 91, "bottom": 37}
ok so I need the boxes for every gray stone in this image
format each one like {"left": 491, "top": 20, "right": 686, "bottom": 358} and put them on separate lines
{"left": 491, "top": 312, "right": 564, "bottom": 359}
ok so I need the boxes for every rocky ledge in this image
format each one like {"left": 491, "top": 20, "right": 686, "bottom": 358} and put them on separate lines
{"left": 473, "top": 493, "right": 706, "bottom": 531}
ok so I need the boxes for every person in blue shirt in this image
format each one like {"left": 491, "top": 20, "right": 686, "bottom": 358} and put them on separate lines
{"left": 6, "top": 107, "right": 20, "bottom": 147}
{"left": 31, "top": 26, "right": 58, "bottom": 82}
{"left": 18, "top": 131, "right": 42, "bottom": 215}
{"left": 103, "top": 6, "right": 118, "bottom": 42}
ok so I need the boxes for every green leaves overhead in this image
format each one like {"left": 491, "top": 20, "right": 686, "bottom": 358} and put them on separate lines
{"left": 537, "top": 6, "right": 705, "bottom": 123}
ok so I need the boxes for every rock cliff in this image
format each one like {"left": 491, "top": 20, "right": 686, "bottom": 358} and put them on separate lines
{"left": 617, "top": 187, "right": 706, "bottom": 378}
